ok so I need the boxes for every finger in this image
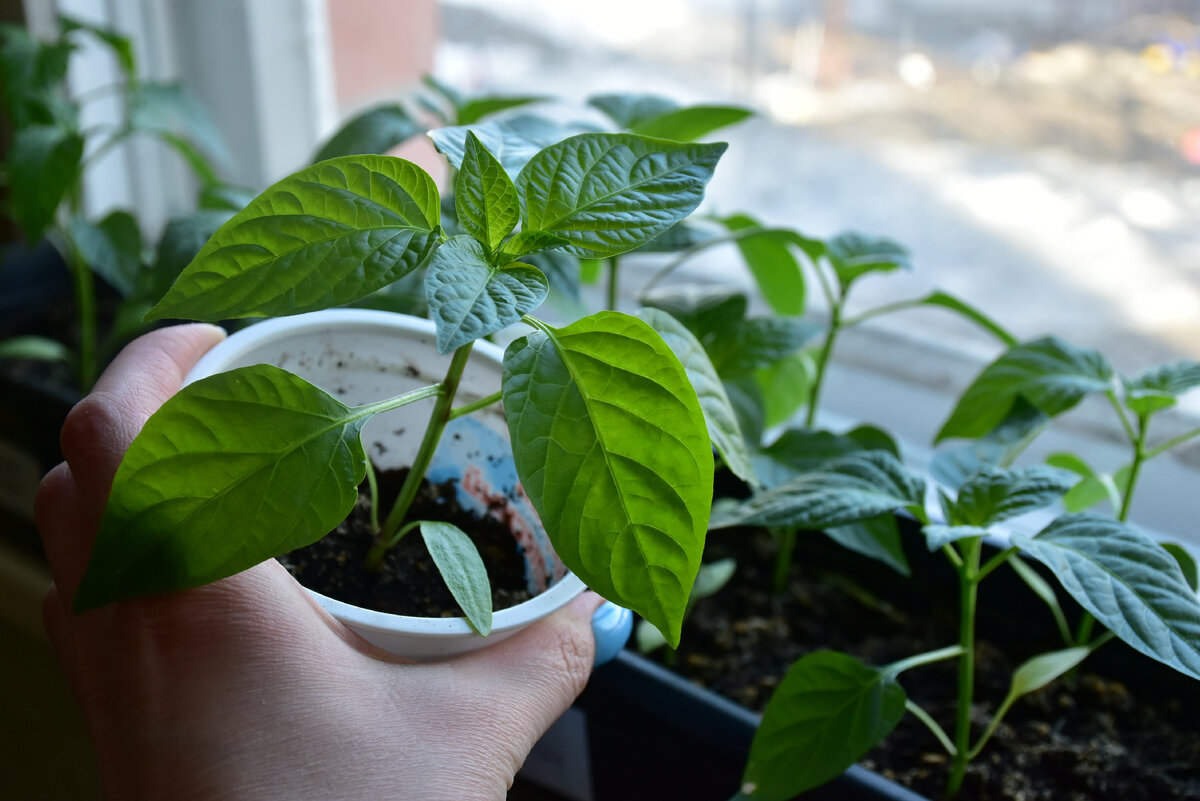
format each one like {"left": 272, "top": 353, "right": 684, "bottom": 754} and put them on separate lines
{"left": 59, "top": 323, "right": 225, "bottom": 519}
{"left": 34, "top": 462, "right": 96, "bottom": 599}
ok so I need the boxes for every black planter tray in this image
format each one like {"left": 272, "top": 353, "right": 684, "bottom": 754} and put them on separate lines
{"left": 518, "top": 649, "right": 929, "bottom": 801}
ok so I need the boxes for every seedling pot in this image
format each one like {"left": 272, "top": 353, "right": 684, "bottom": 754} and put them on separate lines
{"left": 185, "top": 309, "right": 585, "bottom": 660}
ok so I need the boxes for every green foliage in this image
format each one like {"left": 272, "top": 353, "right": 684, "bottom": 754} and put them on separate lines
{"left": 313, "top": 103, "right": 421, "bottom": 161}
{"left": 69, "top": 211, "right": 142, "bottom": 296}
{"left": 516, "top": 134, "right": 726, "bottom": 258}
{"left": 455, "top": 131, "right": 521, "bottom": 251}
{"left": 1123, "top": 361, "right": 1200, "bottom": 416}
{"left": 1013, "top": 515, "right": 1200, "bottom": 681}
{"left": 824, "top": 232, "right": 911, "bottom": 290}
{"left": 587, "top": 92, "right": 751, "bottom": 141}
{"left": 77, "top": 122, "right": 723, "bottom": 655}
{"left": 425, "top": 235, "right": 548, "bottom": 353}
{"left": 8, "top": 124, "right": 83, "bottom": 242}
{"left": 149, "top": 156, "right": 441, "bottom": 321}
{"left": 430, "top": 115, "right": 587, "bottom": 179}
{"left": 75, "top": 366, "right": 373, "bottom": 612}
{"left": 503, "top": 313, "right": 713, "bottom": 646}
{"left": 639, "top": 308, "right": 756, "bottom": 486}
{"left": 710, "top": 451, "right": 924, "bottom": 531}
{"left": 420, "top": 522, "right": 493, "bottom": 636}
{"left": 721, "top": 213, "right": 805, "bottom": 316}
{"left": 936, "top": 337, "right": 1115, "bottom": 443}
{"left": 943, "top": 465, "right": 1072, "bottom": 528}
{"left": 0, "top": 17, "right": 228, "bottom": 390}
{"left": 740, "top": 651, "right": 906, "bottom": 800}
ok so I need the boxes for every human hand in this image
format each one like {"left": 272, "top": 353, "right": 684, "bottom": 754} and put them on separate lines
{"left": 36, "top": 324, "right": 602, "bottom": 801}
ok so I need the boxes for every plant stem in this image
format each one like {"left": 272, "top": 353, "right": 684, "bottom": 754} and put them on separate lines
{"left": 448, "top": 390, "right": 502, "bottom": 420}
{"left": 884, "top": 644, "right": 966, "bottom": 677}
{"left": 606, "top": 255, "right": 620, "bottom": 310}
{"left": 805, "top": 301, "right": 841, "bottom": 428}
{"left": 364, "top": 455, "right": 381, "bottom": 534}
{"left": 772, "top": 528, "right": 796, "bottom": 595}
{"left": 60, "top": 227, "right": 98, "bottom": 391}
{"left": 906, "top": 699, "right": 957, "bottom": 757}
{"left": 367, "top": 343, "right": 474, "bottom": 568}
{"left": 640, "top": 226, "right": 792, "bottom": 295}
{"left": 975, "top": 546, "right": 1018, "bottom": 583}
{"left": 1144, "top": 425, "right": 1200, "bottom": 460}
{"left": 1118, "top": 413, "right": 1149, "bottom": 523}
{"left": 946, "top": 540, "right": 981, "bottom": 797}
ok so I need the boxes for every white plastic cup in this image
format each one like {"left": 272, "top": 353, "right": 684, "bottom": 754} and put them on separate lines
{"left": 185, "top": 309, "right": 586, "bottom": 660}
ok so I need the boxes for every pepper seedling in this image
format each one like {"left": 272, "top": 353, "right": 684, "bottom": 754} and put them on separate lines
{"left": 74, "top": 129, "right": 726, "bottom": 647}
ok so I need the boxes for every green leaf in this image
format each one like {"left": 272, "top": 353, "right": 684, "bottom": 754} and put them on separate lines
{"left": 0, "top": 335, "right": 72, "bottom": 363}
{"left": 149, "top": 210, "right": 233, "bottom": 301}
{"left": 148, "top": 156, "right": 440, "bottom": 321}
{"left": 631, "top": 218, "right": 721, "bottom": 253}
{"left": 630, "top": 104, "right": 753, "bottom": 141}
{"left": 909, "top": 290, "right": 1018, "bottom": 347}
{"left": 455, "top": 131, "right": 520, "bottom": 251}
{"left": 825, "top": 515, "right": 910, "bottom": 576}
{"left": 0, "top": 25, "right": 74, "bottom": 127}
{"left": 936, "top": 337, "right": 1115, "bottom": 443}
{"left": 825, "top": 232, "right": 910, "bottom": 290}
{"left": 722, "top": 214, "right": 805, "bottom": 316}
{"left": 420, "top": 521, "right": 493, "bottom": 636}
{"left": 711, "top": 451, "right": 924, "bottom": 530}
{"left": 693, "top": 557, "right": 737, "bottom": 600}
{"left": 74, "top": 365, "right": 372, "bottom": 612}
{"left": 502, "top": 312, "right": 713, "bottom": 647}
{"left": 422, "top": 74, "right": 465, "bottom": 110}
{"left": 1162, "top": 543, "right": 1199, "bottom": 593}
{"left": 61, "top": 15, "right": 135, "bottom": 77}
{"left": 517, "top": 133, "right": 726, "bottom": 258}
{"left": 314, "top": 103, "right": 421, "bottom": 161}
{"left": 1123, "top": 361, "right": 1200, "bottom": 416}
{"left": 1047, "top": 452, "right": 1126, "bottom": 514}
{"left": 640, "top": 284, "right": 747, "bottom": 341}
{"left": 519, "top": 249, "right": 580, "bottom": 301}
{"left": 456, "top": 94, "right": 545, "bottom": 125}
{"left": 587, "top": 93, "right": 678, "bottom": 128}
{"left": 1009, "top": 647, "right": 1091, "bottom": 699}
{"left": 199, "top": 183, "right": 256, "bottom": 212}
{"left": 639, "top": 307, "right": 756, "bottom": 486}
{"left": 725, "top": 377, "right": 766, "bottom": 451}
{"left": 69, "top": 211, "right": 143, "bottom": 297}
{"left": 755, "top": 350, "right": 815, "bottom": 429}
{"left": 706, "top": 317, "right": 821, "bottom": 377}
{"left": 930, "top": 398, "right": 1050, "bottom": 489}
{"left": 947, "top": 464, "right": 1072, "bottom": 527}
{"left": 635, "top": 557, "right": 735, "bottom": 654}
{"left": 425, "top": 236, "right": 548, "bottom": 353}
{"left": 1013, "top": 515, "right": 1200, "bottom": 680}
{"left": 129, "top": 81, "right": 232, "bottom": 169}
{"left": 8, "top": 124, "right": 83, "bottom": 241}
{"left": 923, "top": 523, "right": 992, "bottom": 550}
{"left": 1009, "top": 554, "right": 1066, "bottom": 622}
{"left": 500, "top": 230, "right": 570, "bottom": 259}
{"left": 429, "top": 115, "right": 587, "bottom": 179}
{"left": 742, "top": 650, "right": 906, "bottom": 800}
{"left": 752, "top": 426, "right": 896, "bottom": 488}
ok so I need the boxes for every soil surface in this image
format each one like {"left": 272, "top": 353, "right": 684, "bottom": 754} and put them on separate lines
{"left": 278, "top": 467, "right": 532, "bottom": 618}
{"left": 659, "top": 521, "right": 1200, "bottom": 801}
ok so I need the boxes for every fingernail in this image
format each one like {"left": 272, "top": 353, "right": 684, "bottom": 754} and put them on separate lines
{"left": 590, "top": 602, "right": 632, "bottom": 667}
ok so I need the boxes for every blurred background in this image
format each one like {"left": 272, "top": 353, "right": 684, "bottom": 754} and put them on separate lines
{"left": 2, "top": 1, "right": 1198, "bottom": 797}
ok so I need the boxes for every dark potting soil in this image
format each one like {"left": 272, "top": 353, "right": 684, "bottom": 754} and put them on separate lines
{"left": 277, "top": 467, "right": 533, "bottom": 618}
{"left": 660, "top": 525, "right": 1200, "bottom": 801}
